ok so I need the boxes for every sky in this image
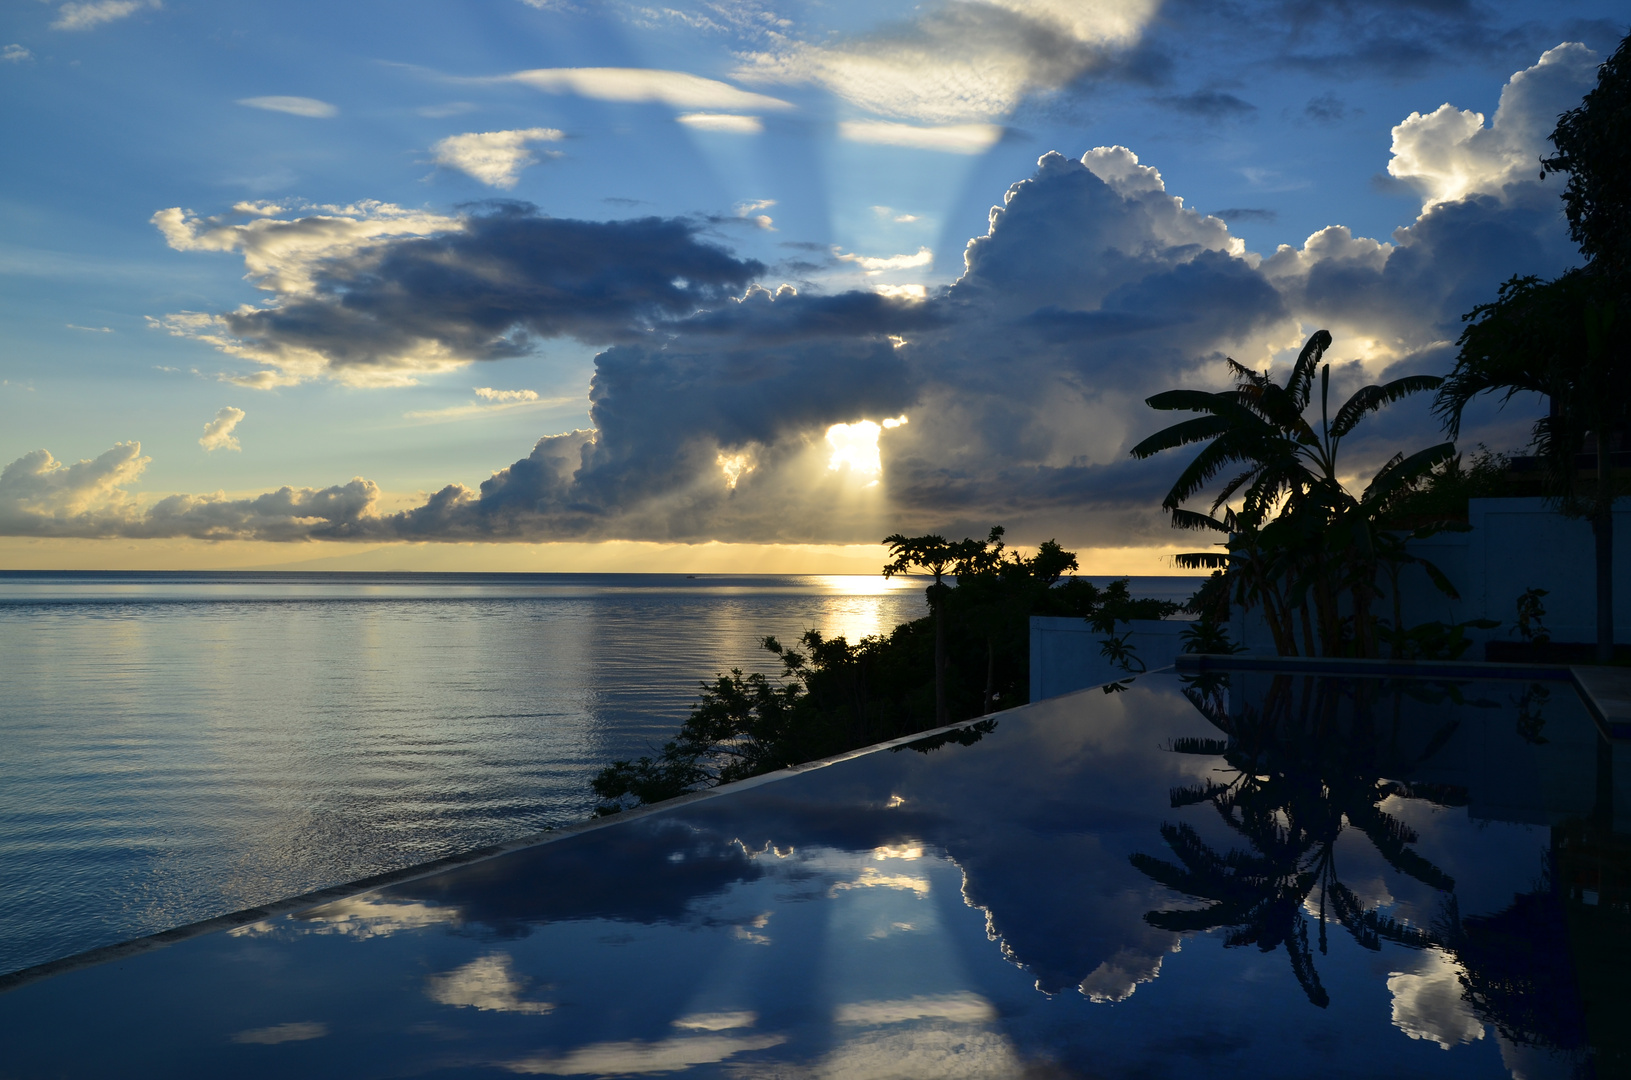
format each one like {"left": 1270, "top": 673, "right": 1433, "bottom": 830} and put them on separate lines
{"left": 0, "top": 0, "right": 1624, "bottom": 572}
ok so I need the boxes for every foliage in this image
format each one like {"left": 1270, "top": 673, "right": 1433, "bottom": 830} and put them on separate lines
{"left": 1541, "top": 32, "right": 1631, "bottom": 284}
{"left": 592, "top": 531, "right": 1175, "bottom": 812}
{"left": 1436, "top": 269, "right": 1628, "bottom": 661}
{"left": 1375, "top": 617, "right": 1498, "bottom": 661}
{"left": 1382, "top": 445, "right": 1511, "bottom": 526}
{"left": 1437, "top": 272, "right": 1629, "bottom": 518}
{"left": 1513, "top": 587, "right": 1551, "bottom": 645}
{"left": 1179, "top": 616, "right": 1243, "bottom": 655}
{"left": 1131, "top": 330, "right": 1454, "bottom": 658}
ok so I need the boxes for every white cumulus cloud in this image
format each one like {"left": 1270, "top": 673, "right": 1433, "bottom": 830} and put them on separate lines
{"left": 505, "top": 67, "right": 792, "bottom": 112}
{"left": 431, "top": 127, "right": 564, "bottom": 188}
{"left": 52, "top": 0, "right": 158, "bottom": 31}
{"left": 2, "top": 44, "right": 32, "bottom": 62}
{"left": 0, "top": 441, "right": 379, "bottom": 540}
{"left": 237, "top": 96, "right": 339, "bottom": 118}
{"left": 199, "top": 406, "right": 245, "bottom": 452}
{"left": 1387, "top": 43, "right": 1598, "bottom": 209}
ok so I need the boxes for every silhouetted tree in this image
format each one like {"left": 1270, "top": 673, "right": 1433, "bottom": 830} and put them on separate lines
{"left": 1132, "top": 330, "right": 1450, "bottom": 656}
{"left": 883, "top": 532, "right": 960, "bottom": 726}
{"left": 1436, "top": 36, "right": 1631, "bottom": 662}
{"left": 1436, "top": 271, "right": 1628, "bottom": 661}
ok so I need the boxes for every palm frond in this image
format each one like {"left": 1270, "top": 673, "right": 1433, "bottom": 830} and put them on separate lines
{"left": 1330, "top": 375, "right": 1445, "bottom": 438}
{"left": 1287, "top": 330, "right": 1332, "bottom": 411}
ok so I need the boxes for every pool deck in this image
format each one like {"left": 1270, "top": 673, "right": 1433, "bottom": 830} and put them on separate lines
{"left": 1573, "top": 664, "right": 1631, "bottom": 738}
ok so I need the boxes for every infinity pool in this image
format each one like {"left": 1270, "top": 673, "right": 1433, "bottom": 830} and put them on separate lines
{"left": 2, "top": 666, "right": 1624, "bottom": 1078}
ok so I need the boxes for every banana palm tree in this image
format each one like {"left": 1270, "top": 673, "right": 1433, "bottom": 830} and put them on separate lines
{"left": 1131, "top": 330, "right": 1450, "bottom": 656}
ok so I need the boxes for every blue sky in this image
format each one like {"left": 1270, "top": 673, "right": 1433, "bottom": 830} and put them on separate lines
{"left": 0, "top": 0, "right": 1624, "bottom": 570}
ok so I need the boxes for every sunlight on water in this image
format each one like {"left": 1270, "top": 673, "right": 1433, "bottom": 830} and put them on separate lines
{"left": 0, "top": 572, "right": 934, "bottom": 976}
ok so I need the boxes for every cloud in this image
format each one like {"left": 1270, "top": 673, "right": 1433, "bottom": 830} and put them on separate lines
{"left": 1388, "top": 949, "right": 1485, "bottom": 1049}
{"left": 835, "top": 246, "right": 933, "bottom": 274}
{"left": 431, "top": 127, "right": 564, "bottom": 188}
{"left": 426, "top": 953, "right": 553, "bottom": 1014}
{"left": 474, "top": 387, "right": 539, "bottom": 403}
{"left": 676, "top": 113, "right": 763, "bottom": 134}
{"left": 152, "top": 201, "right": 762, "bottom": 386}
{"left": 673, "top": 1011, "right": 756, "bottom": 1032}
{"left": 834, "top": 993, "right": 995, "bottom": 1025}
{"left": 0, "top": 441, "right": 378, "bottom": 540}
{"left": 1158, "top": 90, "right": 1256, "bottom": 119}
{"left": 230, "top": 1022, "right": 326, "bottom": 1045}
{"left": 1387, "top": 43, "right": 1598, "bottom": 208}
{"left": 51, "top": 0, "right": 158, "bottom": 31}
{"left": 105, "top": 47, "right": 1592, "bottom": 549}
{"left": 1213, "top": 208, "right": 1277, "bottom": 223}
{"left": 2, "top": 44, "right": 32, "bottom": 62}
{"left": 838, "top": 120, "right": 1004, "bottom": 155}
{"left": 733, "top": 199, "right": 775, "bottom": 229}
{"left": 505, "top": 1033, "right": 787, "bottom": 1075}
{"left": 1305, "top": 92, "right": 1346, "bottom": 124}
{"left": 504, "top": 68, "right": 792, "bottom": 112}
{"left": 198, "top": 406, "right": 245, "bottom": 452}
{"left": 417, "top": 102, "right": 477, "bottom": 118}
{"left": 736, "top": 0, "right": 1159, "bottom": 123}
{"left": 236, "top": 96, "right": 338, "bottom": 118}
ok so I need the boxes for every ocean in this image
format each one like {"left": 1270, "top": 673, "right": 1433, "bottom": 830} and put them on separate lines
{"left": 0, "top": 570, "right": 1200, "bottom": 977}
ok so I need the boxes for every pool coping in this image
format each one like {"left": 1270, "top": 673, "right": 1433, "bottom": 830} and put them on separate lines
{"left": 1176, "top": 653, "right": 1631, "bottom": 740}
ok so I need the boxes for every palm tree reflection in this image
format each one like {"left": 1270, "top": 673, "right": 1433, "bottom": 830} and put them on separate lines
{"left": 1130, "top": 674, "right": 1462, "bottom": 1007}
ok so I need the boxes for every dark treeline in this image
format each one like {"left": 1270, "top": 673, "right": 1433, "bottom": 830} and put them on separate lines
{"left": 590, "top": 528, "right": 1176, "bottom": 813}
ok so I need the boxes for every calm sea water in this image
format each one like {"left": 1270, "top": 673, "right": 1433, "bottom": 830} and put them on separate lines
{"left": 0, "top": 571, "right": 1199, "bottom": 977}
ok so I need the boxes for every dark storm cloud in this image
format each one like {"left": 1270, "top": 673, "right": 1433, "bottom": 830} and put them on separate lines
{"left": 373, "top": 287, "right": 921, "bottom": 543}
{"left": 182, "top": 203, "right": 768, "bottom": 383}
{"left": 354, "top": 149, "right": 1292, "bottom": 546}
{"left": 1144, "top": 0, "right": 1551, "bottom": 81}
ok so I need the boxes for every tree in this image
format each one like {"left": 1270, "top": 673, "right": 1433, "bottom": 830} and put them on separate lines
{"left": 1435, "top": 271, "right": 1629, "bottom": 661}
{"left": 1433, "top": 37, "right": 1631, "bottom": 664}
{"left": 1541, "top": 32, "right": 1631, "bottom": 285}
{"left": 882, "top": 532, "right": 960, "bottom": 726}
{"left": 1131, "top": 330, "right": 1450, "bottom": 657}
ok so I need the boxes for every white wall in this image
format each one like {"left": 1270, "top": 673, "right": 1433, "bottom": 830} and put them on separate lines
{"left": 1028, "top": 618, "right": 1188, "bottom": 701}
{"left": 1231, "top": 496, "right": 1630, "bottom": 654}
{"left": 1030, "top": 498, "right": 1629, "bottom": 701}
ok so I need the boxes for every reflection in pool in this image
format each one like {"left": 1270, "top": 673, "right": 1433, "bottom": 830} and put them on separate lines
{"left": 1, "top": 667, "right": 1625, "bottom": 1078}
